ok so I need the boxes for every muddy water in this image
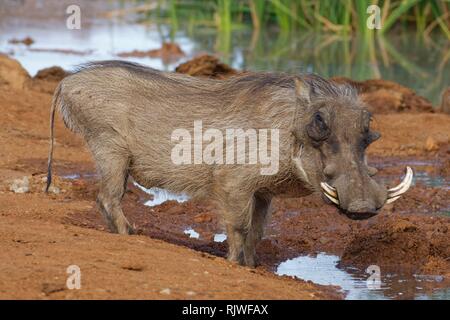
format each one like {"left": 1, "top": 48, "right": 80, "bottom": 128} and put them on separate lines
{"left": 372, "top": 158, "right": 449, "bottom": 189}
{"left": 134, "top": 183, "right": 190, "bottom": 206}
{"left": 277, "top": 253, "right": 448, "bottom": 300}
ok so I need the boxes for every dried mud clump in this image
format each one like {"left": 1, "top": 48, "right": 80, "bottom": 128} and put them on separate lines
{"left": 331, "top": 77, "right": 434, "bottom": 114}
{"left": 175, "top": 54, "right": 239, "bottom": 79}
{"left": 34, "top": 66, "right": 68, "bottom": 82}
{"left": 118, "top": 42, "right": 185, "bottom": 63}
{"left": 27, "top": 66, "right": 68, "bottom": 94}
{"left": 340, "top": 216, "right": 450, "bottom": 273}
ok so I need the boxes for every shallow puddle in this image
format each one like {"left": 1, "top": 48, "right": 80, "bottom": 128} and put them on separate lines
{"left": 134, "top": 183, "right": 189, "bottom": 206}
{"left": 183, "top": 228, "right": 199, "bottom": 239}
{"left": 378, "top": 171, "right": 449, "bottom": 190}
{"left": 372, "top": 159, "right": 449, "bottom": 190}
{"left": 213, "top": 233, "right": 227, "bottom": 243}
{"left": 184, "top": 228, "right": 227, "bottom": 243}
{"left": 62, "top": 173, "right": 96, "bottom": 180}
{"left": 276, "top": 253, "right": 448, "bottom": 300}
{"left": 0, "top": 18, "right": 192, "bottom": 75}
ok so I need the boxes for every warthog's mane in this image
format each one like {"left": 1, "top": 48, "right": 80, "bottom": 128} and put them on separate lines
{"left": 73, "top": 60, "right": 357, "bottom": 101}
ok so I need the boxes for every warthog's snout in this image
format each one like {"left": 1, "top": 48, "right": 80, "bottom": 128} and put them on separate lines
{"left": 320, "top": 166, "right": 413, "bottom": 220}
{"left": 345, "top": 200, "right": 378, "bottom": 220}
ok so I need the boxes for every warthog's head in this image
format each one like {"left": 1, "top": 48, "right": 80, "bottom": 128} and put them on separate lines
{"left": 291, "top": 76, "right": 412, "bottom": 220}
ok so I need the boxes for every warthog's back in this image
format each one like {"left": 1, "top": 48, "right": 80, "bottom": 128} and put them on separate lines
{"left": 56, "top": 61, "right": 297, "bottom": 148}
{"left": 54, "top": 60, "right": 298, "bottom": 196}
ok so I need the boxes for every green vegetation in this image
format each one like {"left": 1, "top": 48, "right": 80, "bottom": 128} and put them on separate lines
{"left": 139, "top": 0, "right": 450, "bottom": 38}
{"left": 118, "top": 0, "right": 449, "bottom": 104}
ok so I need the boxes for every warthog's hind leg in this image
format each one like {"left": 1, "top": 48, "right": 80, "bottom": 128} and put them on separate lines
{"left": 95, "top": 152, "right": 134, "bottom": 235}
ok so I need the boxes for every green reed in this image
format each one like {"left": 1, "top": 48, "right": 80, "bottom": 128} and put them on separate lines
{"left": 141, "top": 0, "right": 449, "bottom": 38}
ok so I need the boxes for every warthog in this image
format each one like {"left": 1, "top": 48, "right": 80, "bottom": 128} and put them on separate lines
{"left": 46, "top": 61, "right": 412, "bottom": 267}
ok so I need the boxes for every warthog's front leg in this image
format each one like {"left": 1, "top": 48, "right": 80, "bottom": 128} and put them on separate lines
{"left": 221, "top": 191, "right": 272, "bottom": 267}
{"left": 244, "top": 192, "right": 272, "bottom": 265}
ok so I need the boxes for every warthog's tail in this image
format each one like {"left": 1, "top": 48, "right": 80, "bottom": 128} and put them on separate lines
{"left": 45, "top": 83, "right": 63, "bottom": 193}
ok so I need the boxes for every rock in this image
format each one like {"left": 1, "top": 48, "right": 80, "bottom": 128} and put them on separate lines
{"left": 9, "top": 176, "right": 30, "bottom": 193}
{"left": 318, "top": 236, "right": 328, "bottom": 245}
{"left": 159, "top": 288, "right": 171, "bottom": 295}
{"left": 425, "top": 136, "right": 439, "bottom": 152}
{"left": 0, "top": 54, "right": 31, "bottom": 90}
{"left": 43, "top": 185, "right": 60, "bottom": 194}
{"left": 175, "top": 54, "right": 239, "bottom": 79}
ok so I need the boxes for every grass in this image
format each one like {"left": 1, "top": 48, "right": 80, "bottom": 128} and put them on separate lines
{"left": 139, "top": 0, "right": 450, "bottom": 38}
{"left": 123, "top": 0, "right": 449, "bottom": 103}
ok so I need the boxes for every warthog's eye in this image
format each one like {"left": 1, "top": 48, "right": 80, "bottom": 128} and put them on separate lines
{"left": 361, "top": 131, "right": 381, "bottom": 149}
{"left": 307, "top": 111, "right": 330, "bottom": 145}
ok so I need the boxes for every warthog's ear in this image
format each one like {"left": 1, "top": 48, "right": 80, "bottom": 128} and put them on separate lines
{"left": 294, "top": 78, "right": 311, "bottom": 104}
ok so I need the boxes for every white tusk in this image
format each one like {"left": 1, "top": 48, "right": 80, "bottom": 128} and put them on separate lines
{"left": 388, "top": 166, "right": 413, "bottom": 197}
{"left": 323, "top": 192, "right": 339, "bottom": 205}
{"left": 320, "top": 182, "right": 337, "bottom": 198}
{"left": 386, "top": 195, "right": 401, "bottom": 204}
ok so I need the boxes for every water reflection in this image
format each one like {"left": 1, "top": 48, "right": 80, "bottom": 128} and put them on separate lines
{"left": 0, "top": 0, "right": 448, "bottom": 104}
{"left": 276, "top": 253, "right": 448, "bottom": 300}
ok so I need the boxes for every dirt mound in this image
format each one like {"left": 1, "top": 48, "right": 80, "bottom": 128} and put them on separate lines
{"left": 28, "top": 66, "right": 68, "bottom": 94}
{"left": 34, "top": 66, "right": 67, "bottom": 82}
{"left": 332, "top": 77, "right": 434, "bottom": 114}
{"left": 0, "top": 54, "right": 30, "bottom": 89}
{"left": 8, "top": 36, "right": 34, "bottom": 46}
{"left": 340, "top": 215, "right": 450, "bottom": 273}
{"left": 175, "top": 54, "right": 239, "bottom": 79}
{"left": 118, "top": 42, "right": 185, "bottom": 63}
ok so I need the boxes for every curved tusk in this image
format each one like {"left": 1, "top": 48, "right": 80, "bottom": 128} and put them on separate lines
{"left": 323, "top": 192, "right": 339, "bottom": 205}
{"left": 386, "top": 195, "right": 401, "bottom": 204}
{"left": 388, "top": 166, "right": 413, "bottom": 197}
{"left": 320, "top": 182, "right": 337, "bottom": 198}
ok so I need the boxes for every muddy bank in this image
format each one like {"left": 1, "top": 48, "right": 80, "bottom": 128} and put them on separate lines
{"left": 0, "top": 54, "right": 449, "bottom": 299}
{"left": 118, "top": 43, "right": 185, "bottom": 64}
